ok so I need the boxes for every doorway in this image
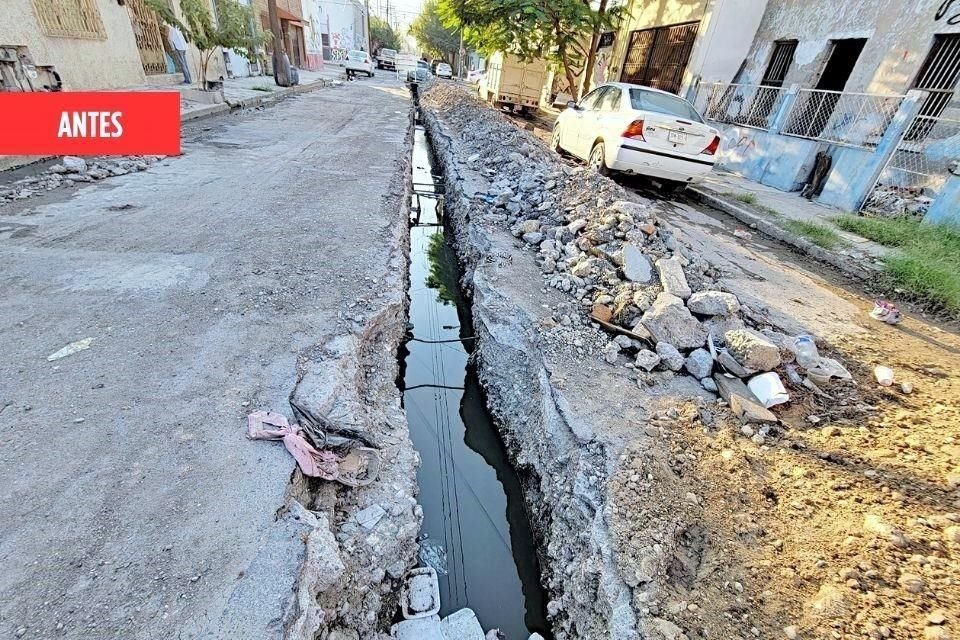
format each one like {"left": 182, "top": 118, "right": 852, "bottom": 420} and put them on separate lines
{"left": 786, "top": 38, "right": 867, "bottom": 138}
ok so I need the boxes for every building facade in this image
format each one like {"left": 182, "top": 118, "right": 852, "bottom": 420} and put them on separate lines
{"left": 603, "top": 0, "right": 767, "bottom": 96}
{"left": 1, "top": 0, "right": 228, "bottom": 90}
{"left": 301, "top": 0, "right": 367, "bottom": 64}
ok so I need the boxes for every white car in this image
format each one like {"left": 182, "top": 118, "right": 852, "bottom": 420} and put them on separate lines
{"left": 552, "top": 82, "right": 720, "bottom": 191}
{"left": 345, "top": 50, "right": 375, "bottom": 77}
{"left": 435, "top": 62, "right": 453, "bottom": 79}
{"left": 466, "top": 68, "right": 485, "bottom": 85}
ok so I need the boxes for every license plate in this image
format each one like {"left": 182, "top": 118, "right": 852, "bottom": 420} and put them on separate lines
{"left": 667, "top": 131, "right": 687, "bottom": 144}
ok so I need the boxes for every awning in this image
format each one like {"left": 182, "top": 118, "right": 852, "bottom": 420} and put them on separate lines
{"left": 276, "top": 7, "right": 302, "bottom": 23}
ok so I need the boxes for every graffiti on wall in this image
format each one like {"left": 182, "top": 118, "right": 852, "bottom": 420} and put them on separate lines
{"left": 936, "top": 0, "right": 960, "bottom": 25}
{"left": 330, "top": 31, "right": 354, "bottom": 51}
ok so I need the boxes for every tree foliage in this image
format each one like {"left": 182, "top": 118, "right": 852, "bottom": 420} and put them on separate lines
{"left": 410, "top": 0, "right": 460, "bottom": 62}
{"left": 370, "top": 16, "right": 401, "bottom": 52}
{"left": 147, "top": 0, "right": 269, "bottom": 86}
{"left": 438, "top": 0, "right": 619, "bottom": 99}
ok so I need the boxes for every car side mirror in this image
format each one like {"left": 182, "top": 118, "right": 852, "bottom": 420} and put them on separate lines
{"left": 566, "top": 100, "right": 579, "bottom": 110}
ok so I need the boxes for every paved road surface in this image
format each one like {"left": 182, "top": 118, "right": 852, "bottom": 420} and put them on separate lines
{"left": 0, "top": 78, "right": 409, "bottom": 639}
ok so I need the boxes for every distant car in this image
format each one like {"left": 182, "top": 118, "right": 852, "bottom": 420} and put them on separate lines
{"left": 551, "top": 82, "right": 720, "bottom": 191}
{"left": 435, "top": 62, "right": 453, "bottom": 79}
{"left": 345, "top": 50, "right": 375, "bottom": 77}
{"left": 466, "top": 68, "right": 485, "bottom": 85}
{"left": 377, "top": 48, "right": 397, "bottom": 70}
{"left": 406, "top": 60, "right": 432, "bottom": 84}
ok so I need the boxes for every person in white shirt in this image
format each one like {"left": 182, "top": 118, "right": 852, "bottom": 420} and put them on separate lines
{"left": 167, "top": 25, "right": 192, "bottom": 85}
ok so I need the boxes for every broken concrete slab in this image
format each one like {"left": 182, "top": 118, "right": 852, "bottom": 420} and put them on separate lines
{"left": 391, "top": 616, "right": 446, "bottom": 640}
{"left": 655, "top": 256, "right": 692, "bottom": 299}
{"left": 640, "top": 292, "right": 707, "bottom": 349}
{"left": 687, "top": 290, "right": 741, "bottom": 316}
{"left": 440, "top": 609, "right": 485, "bottom": 640}
{"left": 713, "top": 375, "right": 779, "bottom": 423}
{"left": 717, "top": 349, "right": 757, "bottom": 378}
{"left": 684, "top": 348, "right": 714, "bottom": 379}
{"left": 656, "top": 342, "right": 684, "bottom": 371}
{"left": 725, "top": 329, "right": 782, "bottom": 371}
{"left": 622, "top": 244, "right": 653, "bottom": 283}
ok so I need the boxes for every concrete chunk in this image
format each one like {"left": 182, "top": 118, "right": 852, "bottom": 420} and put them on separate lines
{"left": 714, "top": 375, "right": 779, "bottom": 423}
{"left": 640, "top": 292, "right": 707, "bottom": 349}
{"left": 622, "top": 244, "right": 653, "bottom": 282}
{"left": 655, "top": 256, "right": 692, "bottom": 299}
{"left": 684, "top": 348, "right": 714, "bottom": 379}
{"left": 440, "top": 609, "right": 485, "bottom": 640}
{"left": 725, "top": 329, "right": 782, "bottom": 372}
{"left": 687, "top": 290, "right": 741, "bottom": 316}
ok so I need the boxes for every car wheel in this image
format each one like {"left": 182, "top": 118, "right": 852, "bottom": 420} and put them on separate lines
{"left": 551, "top": 126, "right": 564, "bottom": 154}
{"left": 589, "top": 142, "right": 610, "bottom": 176}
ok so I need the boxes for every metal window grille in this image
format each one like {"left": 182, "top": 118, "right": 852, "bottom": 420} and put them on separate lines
{"left": 908, "top": 34, "right": 960, "bottom": 139}
{"left": 620, "top": 21, "right": 699, "bottom": 95}
{"left": 783, "top": 89, "right": 905, "bottom": 147}
{"left": 861, "top": 115, "right": 960, "bottom": 216}
{"left": 761, "top": 40, "right": 797, "bottom": 87}
{"left": 31, "top": 0, "right": 106, "bottom": 39}
{"left": 693, "top": 82, "right": 789, "bottom": 130}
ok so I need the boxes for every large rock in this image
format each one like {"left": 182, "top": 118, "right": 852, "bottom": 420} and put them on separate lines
{"left": 725, "top": 329, "right": 782, "bottom": 371}
{"left": 684, "top": 348, "right": 714, "bottom": 379}
{"left": 656, "top": 342, "right": 684, "bottom": 371}
{"left": 640, "top": 293, "right": 707, "bottom": 349}
{"left": 655, "top": 256, "right": 692, "bottom": 299}
{"left": 62, "top": 156, "right": 87, "bottom": 173}
{"left": 687, "top": 290, "right": 741, "bottom": 316}
{"left": 622, "top": 244, "right": 653, "bottom": 283}
{"left": 635, "top": 349, "right": 661, "bottom": 371}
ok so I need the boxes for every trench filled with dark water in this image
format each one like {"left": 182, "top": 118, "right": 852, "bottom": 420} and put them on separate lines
{"left": 396, "top": 120, "right": 551, "bottom": 639}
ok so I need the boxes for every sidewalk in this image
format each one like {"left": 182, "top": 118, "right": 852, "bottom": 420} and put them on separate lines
{"left": 0, "top": 68, "right": 344, "bottom": 173}
{"left": 175, "top": 68, "right": 343, "bottom": 120}
{"left": 689, "top": 170, "right": 890, "bottom": 280}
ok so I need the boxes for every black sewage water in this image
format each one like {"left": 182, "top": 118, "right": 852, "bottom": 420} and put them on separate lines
{"left": 398, "top": 122, "right": 551, "bottom": 639}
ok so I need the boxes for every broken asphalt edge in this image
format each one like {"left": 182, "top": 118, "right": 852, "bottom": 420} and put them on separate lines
{"left": 420, "top": 100, "right": 641, "bottom": 639}
{"left": 687, "top": 186, "right": 876, "bottom": 282}
{"left": 216, "top": 101, "right": 418, "bottom": 639}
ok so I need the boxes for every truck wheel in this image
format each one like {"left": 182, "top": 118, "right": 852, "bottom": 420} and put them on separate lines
{"left": 589, "top": 142, "right": 610, "bottom": 176}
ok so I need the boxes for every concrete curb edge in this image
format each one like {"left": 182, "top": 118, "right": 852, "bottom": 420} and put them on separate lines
{"left": 688, "top": 186, "right": 876, "bottom": 281}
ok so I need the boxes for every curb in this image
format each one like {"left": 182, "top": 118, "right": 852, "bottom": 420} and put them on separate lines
{"left": 688, "top": 186, "right": 877, "bottom": 281}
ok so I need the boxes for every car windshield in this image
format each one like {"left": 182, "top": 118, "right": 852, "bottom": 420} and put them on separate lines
{"left": 629, "top": 88, "right": 703, "bottom": 122}
{"left": 417, "top": 61, "right": 430, "bottom": 69}
{"left": 349, "top": 50, "right": 366, "bottom": 59}
{"left": 381, "top": 49, "right": 396, "bottom": 55}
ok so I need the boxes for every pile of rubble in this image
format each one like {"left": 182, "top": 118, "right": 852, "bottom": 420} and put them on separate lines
{"left": 437, "top": 89, "right": 847, "bottom": 421}
{"left": 0, "top": 155, "right": 159, "bottom": 203}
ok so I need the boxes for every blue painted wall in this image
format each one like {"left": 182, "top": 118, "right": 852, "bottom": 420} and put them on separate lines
{"left": 924, "top": 173, "right": 960, "bottom": 225}
{"left": 715, "top": 125, "right": 820, "bottom": 192}
{"left": 816, "top": 145, "right": 876, "bottom": 211}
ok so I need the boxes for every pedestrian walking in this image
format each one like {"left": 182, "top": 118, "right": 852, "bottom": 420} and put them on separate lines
{"left": 167, "top": 25, "right": 192, "bottom": 85}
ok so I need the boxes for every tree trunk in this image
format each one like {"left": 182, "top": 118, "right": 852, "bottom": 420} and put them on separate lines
{"left": 560, "top": 48, "right": 581, "bottom": 102}
{"left": 582, "top": 0, "right": 608, "bottom": 96}
{"left": 268, "top": 0, "right": 291, "bottom": 86}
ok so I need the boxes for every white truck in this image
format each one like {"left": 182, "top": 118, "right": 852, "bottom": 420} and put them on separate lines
{"left": 377, "top": 48, "right": 398, "bottom": 71}
{"left": 478, "top": 52, "right": 548, "bottom": 115}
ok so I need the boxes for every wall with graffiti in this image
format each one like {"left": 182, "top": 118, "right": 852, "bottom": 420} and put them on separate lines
{"left": 304, "top": 0, "right": 366, "bottom": 63}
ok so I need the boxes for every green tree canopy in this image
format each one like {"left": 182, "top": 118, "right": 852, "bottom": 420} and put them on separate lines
{"left": 410, "top": 0, "right": 460, "bottom": 62}
{"left": 370, "top": 16, "right": 401, "bottom": 52}
{"left": 438, "top": 0, "right": 618, "bottom": 99}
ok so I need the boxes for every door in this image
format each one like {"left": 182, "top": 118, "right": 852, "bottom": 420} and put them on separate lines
{"left": 790, "top": 38, "right": 867, "bottom": 136}
{"left": 126, "top": 0, "right": 169, "bottom": 76}
{"left": 572, "top": 86, "right": 609, "bottom": 157}
{"left": 620, "top": 22, "right": 699, "bottom": 95}
{"left": 595, "top": 86, "right": 623, "bottom": 151}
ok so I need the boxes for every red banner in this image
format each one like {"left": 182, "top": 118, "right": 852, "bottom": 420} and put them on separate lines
{"left": 0, "top": 92, "right": 181, "bottom": 156}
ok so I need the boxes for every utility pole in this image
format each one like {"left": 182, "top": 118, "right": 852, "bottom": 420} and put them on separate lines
{"left": 268, "top": 0, "right": 291, "bottom": 86}
{"left": 365, "top": 0, "right": 372, "bottom": 53}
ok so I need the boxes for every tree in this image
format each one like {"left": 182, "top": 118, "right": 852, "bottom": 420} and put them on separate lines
{"left": 439, "top": 0, "right": 619, "bottom": 100}
{"left": 370, "top": 16, "right": 401, "bottom": 52}
{"left": 147, "top": 0, "right": 270, "bottom": 88}
{"left": 410, "top": 0, "right": 460, "bottom": 62}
